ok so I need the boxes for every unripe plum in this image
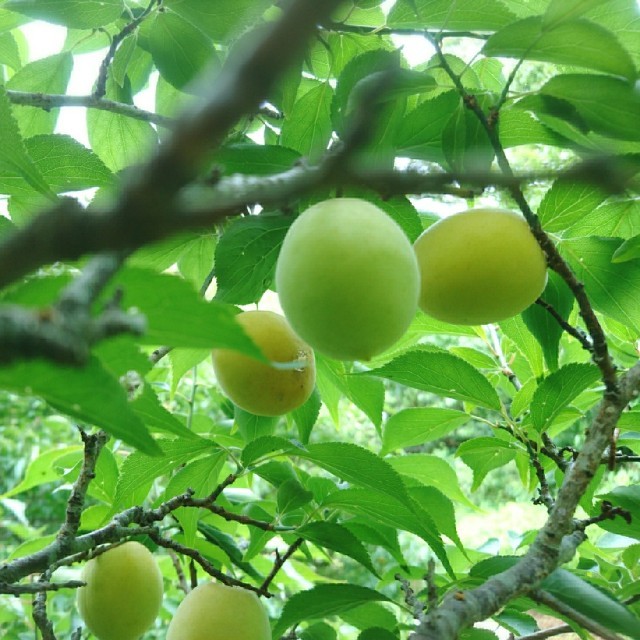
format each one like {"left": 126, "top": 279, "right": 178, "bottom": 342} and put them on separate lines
{"left": 166, "top": 581, "right": 271, "bottom": 640}
{"left": 413, "top": 208, "right": 548, "bottom": 325}
{"left": 275, "top": 198, "right": 420, "bottom": 361}
{"left": 76, "top": 541, "right": 163, "bottom": 640}
{"left": 212, "top": 310, "right": 315, "bottom": 416}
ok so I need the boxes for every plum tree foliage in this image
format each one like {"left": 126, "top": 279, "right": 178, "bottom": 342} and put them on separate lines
{"left": 0, "top": 1, "right": 639, "bottom": 640}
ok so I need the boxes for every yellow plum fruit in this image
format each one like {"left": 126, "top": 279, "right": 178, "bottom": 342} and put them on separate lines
{"left": 275, "top": 198, "right": 420, "bottom": 360}
{"left": 211, "top": 310, "right": 315, "bottom": 416}
{"left": 76, "top": 541, "right": 163, "bottom": 640}
{"left": 166, "top": 582, "right": 271, "bottom": 640}
{"left": 413, "top": 208, "right": 547, "bottom": 325}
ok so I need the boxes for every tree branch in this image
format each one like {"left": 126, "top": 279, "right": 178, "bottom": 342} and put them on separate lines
{"left": 531, "top": 590, "right": 625, "bottom": 640}
{"left": 0, "top": 252, "right": 145, "bottom": 365}
{"left": 410, "top": 361, "right": 640, "bottom": 640}
{"left": 0, "top": 156, "right": 632, "bottom": 295}
{"left": 6, "top": 90, "right": 175, "bottom": 128}
{"left": 56, "top": 430, "right": 109, "bottom": 551}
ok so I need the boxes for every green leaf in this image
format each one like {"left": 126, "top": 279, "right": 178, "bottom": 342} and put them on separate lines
{"left": 408, "top": 485, "right": 465, "bottom": 552}
{"left": 540, "top": 74, "right": 640, "bottom": 141}
{"left": 277, "top": 478, "right": 313, "bottom": 514}
{"left": 381, "top": 407, "right": 469, "bottom": 454}
{"left": 107, "top": 268, "right": 263, "bottom": 357}
{"left": 568, "top": 198, "right": 640, "bottom": 241}
{"left": 0, "top": 85, "right": 53, "bottom": 198}
{"left": 593, "top": 485, "right": 640, "bottom": 540}
{"left": 292, "top": 388, "right": 321, "bottom": 444}
{"left": 388, "top": 0, "right": 516, "bottom": 30}
{"left": 169, "top": 348, "right": 209, "bottom": 396}
{"left": 484, "top": 18, "right": 636, "bottom": 81}
{"left": 234, "top": 408, "right": 278, "bottom": 442}
{"left": 560, "top": 237, "right": 640, "bottom": 332}
{"left": 530, "top": 363, "right": 601, "bottom": 431}
{"left": 280, "top": 82, "right": 333, "bottom": 162}
{"left": 613, "top": 233, "right": 640, "bottom": 262}
{"left": 197, "top": 522, "right": 263, "bottom": 580}
{"left": 538, "top": 177, "right": 609, "bottom": 233}
{"left": 176, "top": 232, "right": 215, "bottom": 289}
{"left": 273, "top": 584, "right": 391, "bottom": 638}
{"left": 148, "top": 10, "right": 216, "bottom": 91}
{"left": 297, "top": 522, "right": 378, "bottom": 576}
{"left": 318, "top": 357, "right": 385, "bottom": 430}
{"left": 300, "top": 623, "right": 336, "bottom": 640}
{"left": 500, "top": 315, "right": 545, "bottom": 379}
{"left": 498, "top": 108, "right": 564, "bottom": 148}
{"left": 522, "top": 272, "right": 574, "bottom": 371}
{"left": 241, "top": 436, "right": 298, "bottom": 466}
{"left": 541, "top": 569, "right": 640, "bottom": 639}
{"left": 2, "top": 446, "right": 81, "bottom": 498}
{"left": 0, "top": 357, "right": 159, "bottom": 454}
{"left": 387, "top": 454, "right": 477, "bottom": 509}
{"left": 113, "top": 438, "right": 217, "bottom": 509}
{"left": 164, "top": 452, "right": 225, "bottom": 545}
{"left": 131, "top": 386, "right": 197, "bottom": 440}
{"left": 215, "top": 216, "right": 291, "bottom": 305}
{"left": 22, "top": 134, "right": 114, "bottom": 193}
{"left": 344, "top": 603, "right": 397, "bottom": 632}
{"left": 7, "top": 52, "right": 73, "bottom": 137}
{"left": 544, "top": 0, "right": 611, "bottom": 28}
{"left": 364, "top": 349, "right": 501, "bottom": 410}
{"left": 377, "top": 196, "right": 423, "bottom": 243}
{"left": 456, "top": 438, "right": 519, "bottom": 491}
{"left": 87, "top": 106, "right": 158, "bottom": 173}
{"left": 358, "top": 631, "right": 398, "bottom": 640}
{"left": 396, "top": 91, "right": 460, "bottom": 162}
{"left": 586, "top": 0, "right": 640, "bottom": 70}
{"left": 298, "top": 442, "right": 408, "bottom": 504}
{"left": 442, "top": 96, "right": 494, "bottom": 173}
{"left": 3, "top": 0, "right": 123, "bottom": 29}
{"left": 212, "top": 144, "right": 300, "bottom": 176}
{"left": 0, "top": 31, "right": 20, "bottom": 70}
{"left": 332, "top": 49, "right": 401, "bottom": 137}
{"left": 323, "top": 488, "right": 451, "bottom": 574}
{"left": 163, "top": 0, "right": 270, "bottom": 41}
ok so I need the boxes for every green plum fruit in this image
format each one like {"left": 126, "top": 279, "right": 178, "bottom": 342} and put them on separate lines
{"left": 77, "top": 541, "right": 163, "bottom": 640}
{"left": 166, "top": 581, "right": 271, "bottom": 640}
{"left": 275, "top": 198, "right": 420, "bottom": 360}
{"left": 413, "top": 207, "right": 548, "bottom": 325}
{"left": 212, "top": 310, "right": 315, "bottom": 416}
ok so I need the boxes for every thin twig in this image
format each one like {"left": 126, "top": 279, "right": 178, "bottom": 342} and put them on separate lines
{"left": 535, "top": 298, "right": 592, "bottom": 352}
{"left": 516, "top": 624, "right": 573, "bottom": 640}
{"left": 148, "top": 531, "right": 266, "bottom": 595}
{"left": 396, "top": 573, "right": 427, "bottom": 623}
{"left": 0, "top": 580, "right": 85, "bottom": 595}
{"left": 531, "top": 590, "right": 624, "bottom": 640}
{"left": 167, "top": 549, "right": 190, "bottom": 594}
{"left": 260, "top": 538, "right": 304, "bottom": 595}
{"left": 94, "top": 0, "right": 159, "bottom": 99}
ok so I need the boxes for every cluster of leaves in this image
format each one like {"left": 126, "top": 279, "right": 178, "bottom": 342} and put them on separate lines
{"left": 0, "top": 1, "right": 640, "bottom": 639}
